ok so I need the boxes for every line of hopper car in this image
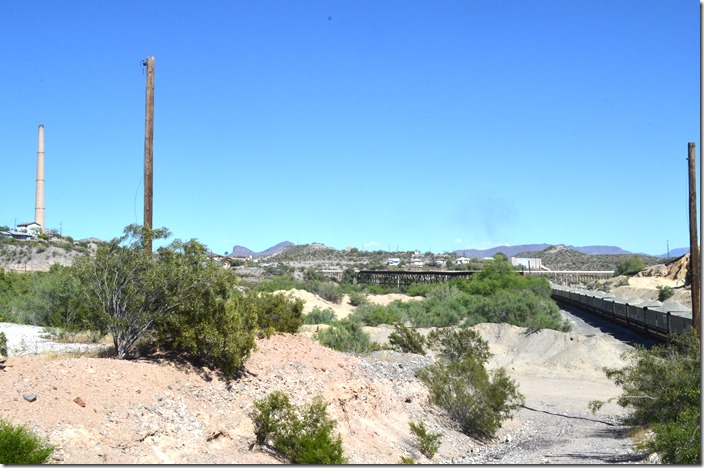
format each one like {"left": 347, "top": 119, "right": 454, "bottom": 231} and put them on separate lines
{"left": 551, "top": 285, "right": 692, "bottom": 341}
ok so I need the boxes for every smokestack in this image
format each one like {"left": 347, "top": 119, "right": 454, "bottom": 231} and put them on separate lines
{"left": 35, "top": 124, "right": 45, "bottom": 232}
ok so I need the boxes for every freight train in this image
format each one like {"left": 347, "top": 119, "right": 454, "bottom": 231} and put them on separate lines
{"left": 551, "top": 284, "right": 693, "bottom": 341}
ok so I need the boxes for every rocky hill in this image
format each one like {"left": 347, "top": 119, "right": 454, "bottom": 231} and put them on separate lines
{"left": 0, "top": 238, "right": 97, "bottom": 273}
{"left": 455, "top": 243, "right": 637, "bottom": 258}
{"left": 229, "top": 241, "right": 293, "bottom": 258}
{"left": 514, "top": 245, "right": 662, "bottom": 271}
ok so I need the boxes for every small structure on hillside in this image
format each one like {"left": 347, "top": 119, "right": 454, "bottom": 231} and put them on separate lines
{"left": 511, "top": 257, "right": 543, "bottom": 270}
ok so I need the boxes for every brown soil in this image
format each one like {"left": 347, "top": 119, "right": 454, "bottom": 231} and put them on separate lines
{"left": 1, "top": 317, "right": 639, "bottom": 464}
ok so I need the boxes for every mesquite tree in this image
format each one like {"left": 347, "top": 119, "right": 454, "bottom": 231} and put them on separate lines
{"left": 74, "top": 224, "right": 248, "bottom": 365}
{"left": 73, "top": 225, "right": 173, "bottom": 358}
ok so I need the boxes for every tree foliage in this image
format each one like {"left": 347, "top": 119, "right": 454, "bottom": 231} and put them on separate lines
{"left": 240, "top": 292, "right": 304, "bottom": 338}
{"left": 602, "top": 329, "right": 700, "bottom": 464}
{"left": 614, "top": 255, "right": 645, "bottom": 276}
{"left": 408, "top": 421, "right": 442, "bottom": 459}
{"left": 315, "top": 318, "right": 378, "bottom": 353}
{"left": 252, "top": 391, "right": 347, "bottom": 464}
{"left": 73, "top": 225, "right": 174, "bottom": 358}
{"left": 0, "top": 418, "right": 54, "bottom": 464}
{"left": 388, "top": 323, "right": 426, "bottom": 355}
{"left": 417, "top": 328, "right": 524, "bottom": 439}
{"left": 74, "top": 225, "right": 259, "bottom": 375}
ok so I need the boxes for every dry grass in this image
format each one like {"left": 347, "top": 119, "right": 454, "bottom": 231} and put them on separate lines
{"left": 625, "top": 426, "right": 653, "bottom": 444}
{"left": 35, "top": 345, "right": 115, "bottom": 360}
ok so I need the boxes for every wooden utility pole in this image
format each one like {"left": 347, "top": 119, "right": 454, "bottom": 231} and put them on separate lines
{"left": 687, "top": 142, "right": 700, "bottom": 338}
{"left": 143, "top": 56, "right": 155, "bottom": 253}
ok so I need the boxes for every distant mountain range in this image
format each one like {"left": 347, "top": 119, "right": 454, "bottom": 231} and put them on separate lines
{"left": 665, "top": 247, "right": 690, "bottom": 258}
{"left": 229, "top": 241, "right": 294, "bottom": 258}
{"left": 455, "top": 244, "right": 640, "bottom": 258}
{"left": 454, "top": 244, "right": 689, "bottom": 259}
{"left": 229, "top": 241, "right": 689, "bottom": 259}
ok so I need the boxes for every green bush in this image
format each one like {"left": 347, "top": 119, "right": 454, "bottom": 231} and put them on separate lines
{"left": 399, "top": 455, "right": 416, "bottom": 464}
{"left": 303, "top": 267, "right": 327, "bottom": 282}
{"left": 252, "top": 391, "right": 347, "bottom": 464}
{"left": 646, "top": 405, "right": 700, "bottom": 464}
{"left": 600, "top": 329, "right": 700, "bottom": 464}
{"left": 251, "top": 292, "right": 304, "bottom": 337}
{"left": 405, "top": 282, "right": 436, "bottom": 297}
{"left": 315, "top": 318, "right": 378, "bottom": 353}
{"left": 351, "top": 302, "right": 405, "bottom": 326}
{"left": 304, "top": 307, "right": 337, "bottom": 325}
{"left": 408, "top": 421, "right": 442, "bottom": 459}
{"left": 461, "top": 289, "right": 569, "bottom": 332}
{"left": 347, "top": 291, "right": 368, "bottom": 307}
{"left": 156, "top": 292, "right": 258, "bottom": 377}
{"left": 417, "top": 328, "right": 524, "bottom": 439}
{"left": 0, "top": 331, "right": 6, "bottom": 357}
{"left": 614, "top": 255, "right": 645, "bottom": 276}
{"left": 0, "top": 418, "right": 54, "bottom": 464}
{"left": 656, "top": 285, "right": 674, "bottom": 302}
{"left": 408, "top": 297, "right": 464, "bottom": 328}
{"left": 314, "top": 282, "right": 343, "bottom": 304}
{"left": 388, "top": 323, "right": 426, "bottom": 355}
{"left": 426, "top": 328, "right": 491, "bottom": 363}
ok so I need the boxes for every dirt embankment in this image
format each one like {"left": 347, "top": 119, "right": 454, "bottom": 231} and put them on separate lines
{"left": 1, "top": 310, "right": 644, "bottom": 464}
{"left": 592, "top": 254, "right": 692, "bottom": 308}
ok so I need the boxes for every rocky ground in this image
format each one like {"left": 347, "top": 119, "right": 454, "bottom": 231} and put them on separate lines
{"left": 0, "top": 301, "right": 655, "bottom": 465}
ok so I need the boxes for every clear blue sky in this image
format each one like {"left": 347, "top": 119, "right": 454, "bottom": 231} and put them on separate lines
{"left": 1, "top": 0, "right": 700, "bottom": 256}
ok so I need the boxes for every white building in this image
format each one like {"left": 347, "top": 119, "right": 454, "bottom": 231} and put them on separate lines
{"left": 511, "top": 257, "right": 543, "bottom": 270}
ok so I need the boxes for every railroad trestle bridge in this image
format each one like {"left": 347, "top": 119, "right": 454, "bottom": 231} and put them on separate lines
{"left": 356, "top": 269, "right": 614, "bottom": 287}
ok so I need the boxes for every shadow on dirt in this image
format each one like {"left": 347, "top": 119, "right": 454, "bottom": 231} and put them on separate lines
{"left": 557, "top": 303, "right": 658, "bottom": 349}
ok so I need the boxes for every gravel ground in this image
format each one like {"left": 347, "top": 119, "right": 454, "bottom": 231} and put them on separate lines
{"left": 0, "top": 322, "right": 108, "bottom": 356}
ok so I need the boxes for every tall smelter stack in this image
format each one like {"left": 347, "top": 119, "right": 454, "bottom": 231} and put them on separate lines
{"left": 35, "top": 124, "right": 45, "bottom": 232}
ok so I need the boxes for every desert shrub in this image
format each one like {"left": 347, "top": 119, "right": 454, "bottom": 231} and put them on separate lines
{"left": 408, "top": 421, "right": 442, "bottom": 459}
{"left": 23, "top": 264, "right": 91, "bottom": 330}
{"left": 599, "top": 329, "right": 700, "bottom": 463}
{"left": 0, "top": 331, "right": 6, "bottom": 357}
{"left": 351, "top": 301, "right": 404, "bottom": 326}
{"left": 341, "top": 267, "right": 357, "bottom": 285}
{"left": 614, "top": 276, "right": 629, "bottom": 287}
{"left": 399, "top": 455, "right": 416, "bottom": 463}
{"left": 417, "top": 328, "right": 524, "bottom": 439}
{"left": 405, "top": 282, "right": 436, "bottom": 297}
{"left": 0, "top": 270, "right": 34, "bottom": 323}
{"left": 250, "top": 293, "right": 304, "bottom": 337}
{"left": 75, "top": 225, "right": 258, "bottom": 376}
{"left": 315, "top": 318, "right": 378, "bottom": 353}
{"left": 645, "top": 405, "right": 700, "bottom": 464}
{"left": 0, "top": 418, "right": 54, "bottom": 464}
{"left": 656, "top": 285, "right": 674, "bottom": 302}
{"left": 347, "top": 291, "right": 368, "bottom": 307}
{"left": 251, "top": 274, "right": 301, "bottom": 293}
{"left": 461, "top": 289, "right": 569, "bottom": 332}
{"left": 157, "top": 294, "right": 258, "bottom": 376}
{"left": 426, "top": 328, "right": 491, "bottom": 363}
{"left": 252, "top": 391, "right": 347, "bottom": 464}
{"left": 303, "top": 267, "right": 327, "bottom": 282}
{"left": 314, "top": 282, "right": 343, "bottom": 304}
{"left": 408, "top": 297, "right": 464, "bottom": 328}
{"left": 388, "top": 323, "right": 426, "bottom": 355}
{"left": 304, "top": 307, "right": 337, "bottom": 325}
{"left": 614, "top": 255, "right": 645, "bottom": 276}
